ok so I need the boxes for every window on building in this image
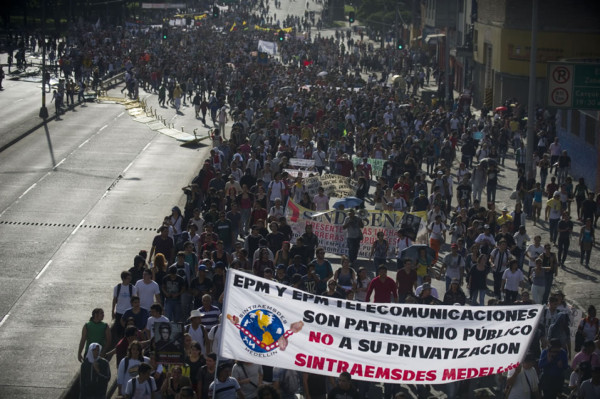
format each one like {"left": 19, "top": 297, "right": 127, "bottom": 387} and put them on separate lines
{"left": 572, "top": 110, "right": 580, "bottom": 137}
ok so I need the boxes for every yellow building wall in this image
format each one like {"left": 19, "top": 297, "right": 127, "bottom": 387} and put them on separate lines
{"left": 473, "top": 24, "right": 600, "bottom": 77}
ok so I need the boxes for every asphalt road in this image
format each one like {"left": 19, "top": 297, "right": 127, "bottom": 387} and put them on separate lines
{"left": 0, "top": 79, "right": 212, "bottom": 397}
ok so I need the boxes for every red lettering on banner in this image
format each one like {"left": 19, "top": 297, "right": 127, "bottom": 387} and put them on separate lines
{"left": 426, "top": 370, "right": 437, "bottom": 381}
{"left": 336, "top": 361, "right": 350, "bottom": 373}
{"left": 442, "top": 367, "right": 496, "bottom": 381}
{"left": 375, "top": 367, "right": 390, "bottom": 379}
{"left": 295, "top": 353, "right": 307, "bottom": 367}
{"left": 364, "top": 365, "right": 375, "bottom": 378}
{"left": 308, "top": 331, "right": 334, "bottom": 345}
{"left": 350, "top": 363, "right": 363, "bottom": 376}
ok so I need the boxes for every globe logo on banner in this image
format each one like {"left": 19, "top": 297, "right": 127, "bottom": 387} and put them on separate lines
{"left": 237, "top": 309, "right": 285, "bottom": 353}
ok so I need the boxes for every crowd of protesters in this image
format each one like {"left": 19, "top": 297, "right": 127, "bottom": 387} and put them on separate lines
{"left": 70, "top": 1, "right": 600, "bottom": 399}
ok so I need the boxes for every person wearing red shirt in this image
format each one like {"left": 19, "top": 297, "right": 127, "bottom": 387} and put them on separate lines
{"left": 396, "top": 259, "right": 417, "bottom": 303}
{"left": 365, "top": 266, "right": 398, "bottom": 303}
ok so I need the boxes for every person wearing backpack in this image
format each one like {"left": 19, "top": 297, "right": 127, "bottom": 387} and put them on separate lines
{"left": 113, "top": 271, "right": 138, "bottom": 338}
{"left": 123, "top": 362, "right": 156, "bottom": 399}
{"left": 273, "top": 367, "right": 300, "bottom": 399}
{"left": 577, "top": 306, "right": 600, "bottom": 348}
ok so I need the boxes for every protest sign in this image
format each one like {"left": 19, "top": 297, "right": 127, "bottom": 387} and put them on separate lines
{"left": 290, "top": 158, "right": 315, "bottom": 168}
{"left": 220, "top": 270, "right": 542, "bottom": 384}
{"left": 283, "top": 168, "right": 317, "bottom": 178}
{"left": 352, "top": 156, "right": 386, "bottom": 178}
{"left": 302, "top": 174, "right": 356, "bottom": 199}
{"left": 154, "top": 322, "right": 185, "bottom": 364}
{"left": 286, "top": 200, "right": 427, "bottom": 258}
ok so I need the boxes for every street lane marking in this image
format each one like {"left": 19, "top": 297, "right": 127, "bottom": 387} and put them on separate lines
{"left": 54, "top": 158, "right": 66, "bottom": 169}
{"left": 78, "top": 138, "right": 91, "bottom": 148}
{"left": 123, "top": 161, "right": 134, "bottom": 174}
{"left": 118, "top": 112, "right": 124, "bottom": 118}
{"left": 36, "top": 260, "right": 52, "bottom": 280}
{"left": 142, "top": 142, "right": 151, "bottom": 152}
{"left": 15, "top": 99, "right": 23, "bottom": 102}
{"left": 18, "top": 183, "right": 37, "bottom": 199}
{"left": 99, "top": 124, "right": 108, "bottom": 132}
{"left": 0, "top": 313, "right": 9, "bottom": 328}
{"left": 71, "top": 219, "right": 85, "bottom": 235}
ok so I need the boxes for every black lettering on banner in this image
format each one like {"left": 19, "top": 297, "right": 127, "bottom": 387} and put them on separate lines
{"left": 339, "top": 336, "right": 352, "bottom": 349}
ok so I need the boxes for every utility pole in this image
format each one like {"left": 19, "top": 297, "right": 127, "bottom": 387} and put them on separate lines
{"left": 445, "top": 27, "right": 451, "bottom": 108}
{"left": 525, "top": 0, "right": 538, "bottom": 179}
{"left": 39, "top": 0, "right": 49, "bottom": 119}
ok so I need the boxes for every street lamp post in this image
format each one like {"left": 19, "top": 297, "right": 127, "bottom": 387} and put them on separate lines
{"left": 39, "top": 0, "right": 49, "bottom": 119}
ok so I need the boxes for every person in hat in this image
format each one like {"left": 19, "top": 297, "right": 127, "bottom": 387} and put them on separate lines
{"left": 185, "top": 309, "right": 208, "bottom": 357}
{"left": 505, "top": 352, "right": 540, "bottom": 399}
{"left": 545, "top": 191, "right": 562, "bottom": 244}
{"left": 412, "top": 189, "right": 429, "bottom": 212}
{"left": 443, "top": 278, "right": 466, "bottom": 305}
{"left": 497, "top": 206, "right": 513, "bottom": 227}
{"left": 417, "top": 282, "right": 440, "bottom": 305}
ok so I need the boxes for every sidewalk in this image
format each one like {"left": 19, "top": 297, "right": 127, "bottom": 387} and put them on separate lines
{"left": 416, "top": 77, "right": 600, "bottom": 316}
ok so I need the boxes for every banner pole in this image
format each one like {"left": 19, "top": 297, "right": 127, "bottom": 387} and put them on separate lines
{"left": 212, "top": 267, "right": 234, "bottom": 399}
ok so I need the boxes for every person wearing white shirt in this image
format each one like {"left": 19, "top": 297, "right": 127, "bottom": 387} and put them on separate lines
{"left": 144, "top": 304, "right": 170, "bottom": 340}
{"left": 313, "top": 187, "right": 329, "bottom": 211}
{"left": 395, "top": 229, "right": 413, "bottom": 268}
{"left": 505, "top": 354, "right": 540, "bottom": 399}
{"left": 502, "top": 260, "right": 527, "bottom": 304}
{"left": 134, "top": 269, "right": 161, "bottom": 311}
{"left": 525, "top": 235, "right": 544, "bottom": 272}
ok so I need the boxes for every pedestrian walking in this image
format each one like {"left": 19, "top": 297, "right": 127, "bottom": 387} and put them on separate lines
{"left": 579, "top": 218, "right": 595, "bottom": 267}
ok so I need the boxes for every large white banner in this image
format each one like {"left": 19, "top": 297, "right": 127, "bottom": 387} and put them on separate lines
{"left": 220, "top": 270, "right": 542, "bottom": 384}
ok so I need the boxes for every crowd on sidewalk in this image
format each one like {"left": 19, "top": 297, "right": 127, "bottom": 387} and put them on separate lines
{"left": 64, "top": 2, "right": 600, "bottom": 399}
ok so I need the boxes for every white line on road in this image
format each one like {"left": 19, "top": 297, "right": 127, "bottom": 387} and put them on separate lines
{"left": 123, "top": 161, "right": 134, "bottom": 174}
{"left": 54, "top": 158, "right": 66, "bottom": 169}
{"left": 118, "top": 112, "right": 124, "bottom": 118}
{"left": 71, "top": 219, "right": 85, "bottom": 235}
{"left": 18, "top": 183, "right": 37, "bottom": 199}
{"left": 35, "top": 260, "right": 53, "bottom": 280}
{"left": 0, "top": 313, "right": 10, "bottom": 328}
{"left": 142, "top": 142, "right": 152, "bottom": 152}
{"left": 15, "top": 99, "right": 23, "bottom": 102}
{"left": 99, "top": 124, "right": 108, "bottom": 132}
{"left": 78, "top": 138, "right": 91, "bottom": 148}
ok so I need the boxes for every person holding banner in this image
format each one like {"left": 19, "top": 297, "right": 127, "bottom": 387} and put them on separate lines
{"left": 208, "top": 363, "right": 244, "bottom": 399}
{"left": 342, "top": 209, "right": 365, "bottom": 264}
{"left": 504, "top": 352, "right": 540, "bottom": 399}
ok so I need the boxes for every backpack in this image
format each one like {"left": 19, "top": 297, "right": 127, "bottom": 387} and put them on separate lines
{"left": 280, "top": 369, "right": 300, "bottom": 394}
{"left": 116, "top": 283, "right": 133, "bottom": 299}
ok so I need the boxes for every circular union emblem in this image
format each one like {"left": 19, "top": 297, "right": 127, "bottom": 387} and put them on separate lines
{"left": 239, "top": 309, "right": 285, "bottom": 353}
